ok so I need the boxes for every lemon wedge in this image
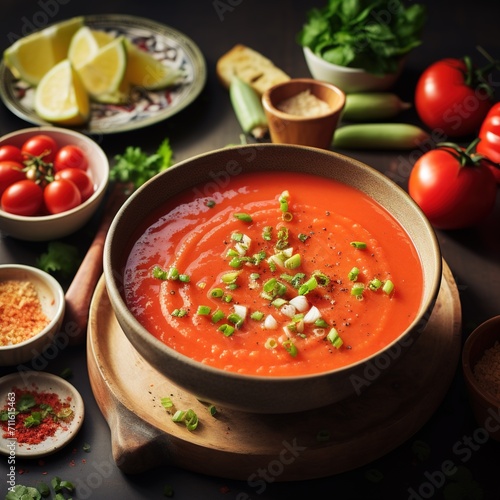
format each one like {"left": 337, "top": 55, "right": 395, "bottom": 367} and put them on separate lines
{"left": 3, "top": 17, "right": 83, "bottom": 86}
{"left": 124, "top": 39, "right": 184, "bottom": 90}
{"left": 34, "top": 59, "right": 89, "bottom": 126}
{"left": 68, "top": 26, "right": 114, "bottom": 69}
{"left": 75, "top": 36, "right": 127, "bottom": 98}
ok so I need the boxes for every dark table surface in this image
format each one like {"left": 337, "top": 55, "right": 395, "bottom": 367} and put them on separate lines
{"left": 1, "top": 1, "right": 500, "bottom": 499}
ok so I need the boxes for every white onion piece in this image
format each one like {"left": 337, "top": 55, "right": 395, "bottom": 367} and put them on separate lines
{"left": 263, "top": 314, "right": 278, "bottom": 329}
{"left": 233, "top": 304, "right": 248, "bottom": 320}
{"left": 280, "top": 304, "right": 296, "bottom": 318}
{"left": 289, "top": 295, "right": 309, "bottom": 312}
{"left": 303, "top": 305, "right": 321, "bottom": 324}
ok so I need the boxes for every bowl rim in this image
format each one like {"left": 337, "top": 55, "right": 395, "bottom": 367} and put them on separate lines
{"left": 303, "top": 46, "right": 400, "bottom": 77}
{"left": 261, "top": 77, "right": 346, "bottom": 122}
{"left": 0, "top": 263, "right": 65, "bottom": 352}
{"left": 462, "top": 315, "right": 500, "bottom": 406}
{"left": 104, "top": 143, "right": 442, "bottom": 386}
{"left": 0, "top": 126, "right": 109, "bottom": 221}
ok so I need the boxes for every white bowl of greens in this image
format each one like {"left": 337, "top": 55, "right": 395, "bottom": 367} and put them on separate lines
{"left": 298, "top": 0, "right": 426, "bottom": 93}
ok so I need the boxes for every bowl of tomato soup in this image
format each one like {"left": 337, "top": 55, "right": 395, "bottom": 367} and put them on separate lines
{"left": 103, "top": 144, "right": 441, "bottom": 414}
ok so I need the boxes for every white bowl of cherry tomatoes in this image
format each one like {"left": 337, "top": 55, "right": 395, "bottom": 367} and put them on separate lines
{"left": 0, "top": 126, "right": 109, "bottom": 241}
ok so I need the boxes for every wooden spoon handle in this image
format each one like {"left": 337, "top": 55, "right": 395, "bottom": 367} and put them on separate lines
{"left": 64, "top": 183, "right": 128, "bottom": 346}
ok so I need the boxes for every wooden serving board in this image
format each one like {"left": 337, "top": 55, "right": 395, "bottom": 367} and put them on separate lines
{"left": 87, "top": 261, "right": 461, "bottom": 480}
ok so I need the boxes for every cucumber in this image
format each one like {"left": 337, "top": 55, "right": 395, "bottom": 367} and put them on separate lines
{"left": 342, "top": 92, "right": 411, "bottom": 121}
{"left": 333, "top": 123, "right": 430, "bottom": 150}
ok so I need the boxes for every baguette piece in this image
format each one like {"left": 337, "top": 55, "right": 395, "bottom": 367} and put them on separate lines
{"left": 216, "top": 44, "right": 290, "bottom": 95}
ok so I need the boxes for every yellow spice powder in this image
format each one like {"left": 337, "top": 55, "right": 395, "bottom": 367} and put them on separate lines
{"left": 473, "top": 341, "right": 500, "bottom": 400}
{"left": 0, "top": 280, "right": 50, "bottom": 346}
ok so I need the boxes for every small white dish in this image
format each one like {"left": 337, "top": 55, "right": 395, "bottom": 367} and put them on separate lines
{"left": 303, "top": 47, "right": 402, "bottom": 93}
{"left": 0, "top": 371, "right": 84, "bottom": 458}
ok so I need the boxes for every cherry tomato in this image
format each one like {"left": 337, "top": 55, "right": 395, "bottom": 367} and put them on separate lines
{"left": 476, "top": 102, "right": 500, "bottom": 184}
{"left": 1, "top": 179, "right": 43, "bottom": 216}
{"left": 21, "top": 134, "right": 59, "bottom": 163}
{"left": 415, "top": 57, "right": 493, "bottom": 138}
{"left": 54, "top": 145, "right": 88, "bottom": 172}
{"left": 0, "top": 161, "right": 26, "bottom": 197}
{"left": 55, "top": 168, "right": 94, "bottom": 202}
{"left": 43, "top": 179, "right": 82, "bottom": 214}
{"left": 408, "top": 142, "right": 497, "bottom": 229}
{"left": 0, "top": 145, "right": 24, "bottom": 164}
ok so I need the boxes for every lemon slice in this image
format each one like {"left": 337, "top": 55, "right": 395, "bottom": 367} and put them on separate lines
{"left": 3, "top": 17, "right": 83, "bottom": 86}
{"left": 76, "top": 36, "right": 127, "bottom": 98}
{"left": 68, "top": 26, "right": 115, "bottom": 69}
{"left": 34, "top": 59, "right": 89, "bottom": 126}
{"left": 124, "top": 39, "right": 184, "bottom": 90}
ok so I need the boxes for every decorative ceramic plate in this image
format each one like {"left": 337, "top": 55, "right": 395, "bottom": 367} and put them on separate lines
{"left": 0, "top": 14, "right": 206, "bottom": 135}
{"left": 0, "top": 371, "right": 84, "bottom": 458}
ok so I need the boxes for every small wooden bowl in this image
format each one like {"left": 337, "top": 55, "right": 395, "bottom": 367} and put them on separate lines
{"left": 262, "top": 78, "right": 345, "bottom": 149}
{"left": 462, "top": 316, "right": 500, "bottom": 441}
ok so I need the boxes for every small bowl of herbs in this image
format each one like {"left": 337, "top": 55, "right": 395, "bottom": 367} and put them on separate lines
{"left": 298, "top": 0, "right": 426, "bottom": 93}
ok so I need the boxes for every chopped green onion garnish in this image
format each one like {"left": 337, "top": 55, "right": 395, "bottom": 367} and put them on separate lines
{"left": 350, "top": 241, "right": 367, "bottom": 249}
{"left": 152, "top": 265, "right": 168, "bottom": 280}
{"left": 167, "top": 267, "right": 180, "bottom": 280}
{"left": 271, "top": 298, "right": 287, "bottom": 308}
{"left": 313, "top": 270, "right": 330, "bottom": 286}
{"left": 327, "top": 327, "right": 343, "bottom": 348}
{"left": 251, "top": 311, "right": 264, "bottom": 321}
{"left": 315, "top": 318, "right": 328, "bottom": 328}
{"left": 211, "top": 310, "right": 225, "bottom": 323}
{"left": 218, "top": 324, "right": 235, "bottom": 336}
{"left": 250, "top": 272, "right": 260, "bottom": 280}
{"left": 231, "top": 232, "right": 243, "bottom": 242}
{"left": 206, "top": 199, "right": 216, "bottom": 208}
{"left": 221, "top": 271, "right": 240, "bottom": 283}
{"left": 229, "top": 256, "right": 243, "bottom": 268}
{"left": 264, "top": 337, "right": 278, "bottom": 349}
{"left": 185, "top": 409, "right": 198, "bottom": 431}
{"left": 262, "top": 226, "right": 273, "bottom": 241}
{"left": 284, "top": 254, "right": 301, "bottom": 269}
{"left": 196, "top": 305, "right": 211, "bottom": 315}
{"left": 282, "top": 339, "right": 298, "bottom": 357}
{"left": 223, "top": 294, "right": 233, "bottom": 303}
{"left": 161, "top": 397, "right": 173, "bottom": 409}
{"left": 172, "top": 409, "right": 185, "bottom": 422}
{"left": 227, "top": 313, "right": 244, "bottom": 328}
{"left": 279, "top": 190, "right": 289, "bottom": 212}
{"left": 348, "top": 267, "right": 360, "bottom": 281}
{"left": 368, "top": 278, "right": 382, "bottom": 291}
{"left": 282, "top": 212, "right": 293, "bottom": 221}
{"left": 383, "top": 279, "right": 394, "bottom": 295}
{"left": 208, "top": 405, "right": 217, "bottom": 416}
{"left": 299, "top": 276, "right": 318, "bottom": 295}
{"left": 171, "top": 308, "right": 188, "bottom": 317}
{"left": 298, "top": 233, "right": 308, "bottom": 242}
{"left": 351, "top": 282, "right": 365, "bottom": 300}
{"left": 210, "top": 288, "right": 224, "bottom": 298}
{"left": 226, "top": 248, "right": 239, "bottom": 257}
{"left": 234, "top": 212, "right": 253, "bottom": 222}
{"left": 179, "top": 274, "right": 190, "bottom": 282}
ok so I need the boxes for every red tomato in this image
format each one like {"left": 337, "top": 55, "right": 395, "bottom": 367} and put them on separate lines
{"left": 54, "top": 168, "right": 94, "bottom": 202}
{"left": 43, "top": 179, "right": 82, "bottom": 214}
{"left": 21, "top": 134, "right": 59, "bottom": 163}
{"left": 54, "top": 145, "right": 88, "bottom": 172}
{"left": 0, "top": 145, "right": 24, "bottom": 164}
{"left": 408, "top": 143, "right": 497, "bottom": 229}
{"left": 1, "top": 179, "right": 43, "bottom": 216}
{"left": 0, "top": 161, "right": 26, "bottom": 197}
{"left": 415, "top": 58, "right": 493, "bottom": 138}
{"left": 476, "top": 102, "right": 500, "bottom": 184}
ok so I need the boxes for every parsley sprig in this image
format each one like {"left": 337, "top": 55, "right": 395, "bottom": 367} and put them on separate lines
{"left": 110, "top": 138, "right": 174, "bottom": 190}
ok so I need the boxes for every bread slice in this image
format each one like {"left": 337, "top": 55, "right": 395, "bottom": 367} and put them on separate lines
{"left": 216, "top": 44, "right": 290, "bottom": 95}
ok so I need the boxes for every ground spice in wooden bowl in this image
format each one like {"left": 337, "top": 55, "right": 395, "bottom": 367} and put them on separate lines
{"left": 473, "top": 341, "right": 500, "bottom": 401}
{"left": 0, "top": 280, "right": 50, "bottom": 346}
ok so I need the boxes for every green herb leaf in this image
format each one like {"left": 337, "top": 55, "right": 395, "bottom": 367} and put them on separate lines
{"left": 110, "top": 138, "right": 174, "bottom": 190}
{"left": 37, "top": 241, "right": 81, "bottom": 278}
{"left": 5, "top": 485, "right": 42, "bottom": 500}
{"left": 17, "top": 394, "right": 36, "bottom": 412}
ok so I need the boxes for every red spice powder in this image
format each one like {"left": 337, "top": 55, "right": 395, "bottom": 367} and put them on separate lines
{"left": 1, "top": 387, "right": 74, "bottom": 445}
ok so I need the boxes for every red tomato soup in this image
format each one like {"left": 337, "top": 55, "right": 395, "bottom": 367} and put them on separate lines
{"left": 124, "top": 171, "right": 423, "bottom": 377}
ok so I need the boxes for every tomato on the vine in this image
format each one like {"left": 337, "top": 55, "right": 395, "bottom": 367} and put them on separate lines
{"left": 408, "top": 140, "right": 497, "bottom": 229}
{"left": 21, "top": 134, "right": 59, "bottom": 163}
{"left": 54, "top": 145, "right": 88, "bottom": 172}
{"left": 0, "top": 145, "right": 24, "bottom": 164}
{"left": 54, "top": 168, "right": 94, "bottom": 202}
{"left": 43, "top": 179, "right": 82, "bottom": 214}
{"left": 0, "top": 161, "right": 26, "bottom": 198}
{"left": 1, "top": 179, "right": 43, "bottom": 216}
{"left": 415, "top": 57, "right": 495, "bottom": 137}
